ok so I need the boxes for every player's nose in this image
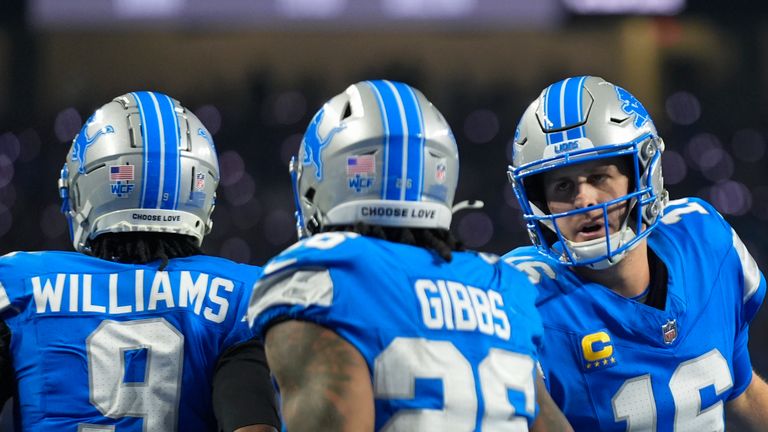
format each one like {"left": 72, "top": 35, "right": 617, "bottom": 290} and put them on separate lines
{"left": 573, "top": 182, "right": 599, "bottom": 210}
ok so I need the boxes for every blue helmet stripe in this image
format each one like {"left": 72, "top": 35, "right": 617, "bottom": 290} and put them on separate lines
{"left": 393, "top": 81, "right": 424, "bottom": 201}
{"left": 544, "top": 79, "right": 565, "bottom": 145}
{"left": 133, "top": 92, "right": 162, "bottom": 209}
{"left": 565, "top": 76, "right": 588, "bottom": 141}
{"left": 146, "top": 93, "right": 167, "bottom": 208}
{"left": 553, "top": 77, "right": 571, "bottom": 145}
{"left": 369, "top": 80, "right": 405, "bottom": 201}
{"left": 365, "top": 81, "right": 390, "bottom": 199}
{"left": 546, "top": 79, "right": 564, "bottom": 129}
{"left": 544, "top": 76, "right": 590, "bottom": 145}
{"left": 566, "top": 128, "right": 582, "bottom": 140}
{"left": 563, "top": 77, "right": 582, "bottom": 129}
{"left": 132, "top": 92, "right": 149, "bottom": 206}
{"left": 157, "top": 94, "right": 181, "bottom": 210}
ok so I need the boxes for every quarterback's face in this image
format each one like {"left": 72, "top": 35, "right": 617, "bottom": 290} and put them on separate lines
{"left": 543, "top": 157, "right": 631, "bottom": 243}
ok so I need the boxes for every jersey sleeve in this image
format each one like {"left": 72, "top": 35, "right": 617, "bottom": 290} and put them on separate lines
{"left": 0, "top": 283, "right": 12, "bottom": 320}
{"left": 686, "top": 198, "right": 766, "bottom": 398}
{"left": 728, "top": 228, "right": 766, "bottom": 399}
{"left": 729, "top": 229, "right": 766, "bottom": 326}
{"left": 220, "top": 264, "right": 264, "bottom": 349}
{"left": 248, "top": 267, "right": 335, "bottom": 340}
{"left": 499, "top": 259, "right": 545, "bottom": 353}
{"left": 665, "top": 198, "right": 766, "bottom": 322}
{"left": 247, "top": 233, "right": 360, "bottom": 340}
{"left": 0, "top": 252, "right": 33, "bottom": 320}
{"left": 0, "top": 320, "right": 13, "bottom": 406}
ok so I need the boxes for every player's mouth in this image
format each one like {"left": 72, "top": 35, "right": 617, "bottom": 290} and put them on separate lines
{"left": 575, "top": 221, "right": 608, "bottom": 241}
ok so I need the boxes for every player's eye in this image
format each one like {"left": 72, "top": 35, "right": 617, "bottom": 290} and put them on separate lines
{"left": 553, "top": 180, "right": 572, "bottom": 193}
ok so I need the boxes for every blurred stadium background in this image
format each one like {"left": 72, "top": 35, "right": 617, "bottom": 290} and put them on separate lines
{"left": 1, "top": 0, "right": 767, "bottom": 423}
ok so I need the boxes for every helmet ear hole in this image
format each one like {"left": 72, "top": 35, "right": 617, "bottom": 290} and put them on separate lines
{"left": 306, "top": 214, "right": 320, "bottom": 235}
{"left": 71, "top": 183, "right": 81, "bottom": 212}
{"left": 305, "top": 187, "right": 316, "bottom": 203}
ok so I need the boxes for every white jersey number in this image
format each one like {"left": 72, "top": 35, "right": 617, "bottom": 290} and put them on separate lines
{"left": 612, "top": 349, "right": 732, "bottom": 431}
{"left": 374, "top": 337, "right": 534, "bottom": 431}
{"left": 661, "top": 199, "right": 709, "bottom": 225}
{"left": 85, "top": 318, "right": 185, "bottom": 431}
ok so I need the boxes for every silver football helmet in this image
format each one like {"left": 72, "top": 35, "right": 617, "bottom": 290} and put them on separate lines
{"left": 508, "top": 76, "right": 668, "bottom": 269}
{"left": 291, "top": 80, "right": 459, "bottom": 238}
{"left": 59, "top": 91, "right": 220, "bottom": 252}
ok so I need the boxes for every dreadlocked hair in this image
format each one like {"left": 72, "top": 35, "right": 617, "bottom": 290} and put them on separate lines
{"left": 89, "top": 232, "right": 203, "bottom": 271}
{"left": 327, "top": 222, "right": 464, "bottom": 262}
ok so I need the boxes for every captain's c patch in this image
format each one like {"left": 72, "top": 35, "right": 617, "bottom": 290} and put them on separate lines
{"left": 581, "top": 330, "right": 618, "bottom": 372}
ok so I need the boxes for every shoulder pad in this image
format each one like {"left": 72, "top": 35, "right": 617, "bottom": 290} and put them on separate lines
{"left": 262, "top": 232, "right": 361, "bottom": 277}
{"left": 502, "top": 250, "right": 559, "bottom": 285}
{"left": 0, "top": 282, "right": 10, "bottom": 313}
{"left": 659, "top": 197, "right": 731, "bottom": 249}
{"left": 0, "top": 251, "right": 47, "bottom": 315}
{"left": 247, "top": 268, "right": 334, "bottom": 329}
{"left": 660, "top": 197, "right": 722, "bottom": 227}
{"left": 0, "top": 251, "right": 49, "bottom": 279}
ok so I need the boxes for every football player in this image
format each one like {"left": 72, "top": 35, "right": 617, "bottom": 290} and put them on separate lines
{"left": 504, "top": 75, "right": 768, "bottom": 430}
{"left": 0, "top": 92, "right": 279, "bottom": 431}
{"left": 248, "top": 80, "right": 572, "bottom": 431}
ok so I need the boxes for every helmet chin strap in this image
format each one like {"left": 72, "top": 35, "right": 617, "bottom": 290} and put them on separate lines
{"left": 289, "top": 156, "right": 311, "bottom": 240}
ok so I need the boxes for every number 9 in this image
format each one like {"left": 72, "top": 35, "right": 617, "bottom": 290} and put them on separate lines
{"left": 85, "top": 319, "right": 184, "bottom": 431}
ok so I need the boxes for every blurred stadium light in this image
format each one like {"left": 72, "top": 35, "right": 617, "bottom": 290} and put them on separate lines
{"left": 562, "top": 0, "right": 685, "bottom": 15}
{"left": 29, "top": 0, "right": 565, "bottom": 29}
{"left": 114, "top": 0, "right": 185, "bottom": 18}
{"left": 29, "top": 0, "right": 696, "bottom": 31}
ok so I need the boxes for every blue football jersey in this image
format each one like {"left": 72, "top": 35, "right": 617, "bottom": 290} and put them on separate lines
{"left": 0, "top": 251, "right": 260, "bottom": 431}
{"left": 503, "top": 197, "right": 767, "bottom": 432}
{"left": 249, "top": 232, "right": 543, "bottom": 430}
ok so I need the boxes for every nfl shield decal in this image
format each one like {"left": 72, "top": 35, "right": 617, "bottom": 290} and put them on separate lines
{"left": 662, "top": 319, "right": 678, "bottom": 344}
{"left": 435, "top": 159, "right": 447, "bottom": 184}
{"left": 187, "top": 172, "right": 207, "bottom": 207}
{"left": 194, "top": 173, "right": 206, "bottom": 191}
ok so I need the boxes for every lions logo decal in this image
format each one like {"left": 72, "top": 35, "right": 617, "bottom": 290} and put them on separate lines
{"left": 72, "top": 114, "right": 115, "bottom": 174}
{"left": 615, "top": 86, "right": 653, "bottom": 129}
{"left": 302, "top": 107, "right": 347, "bottom": 180}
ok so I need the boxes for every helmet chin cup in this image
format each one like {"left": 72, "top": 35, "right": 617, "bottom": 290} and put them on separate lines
{"left": 561, "top": 227, "right": 638, "bottom": 269}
